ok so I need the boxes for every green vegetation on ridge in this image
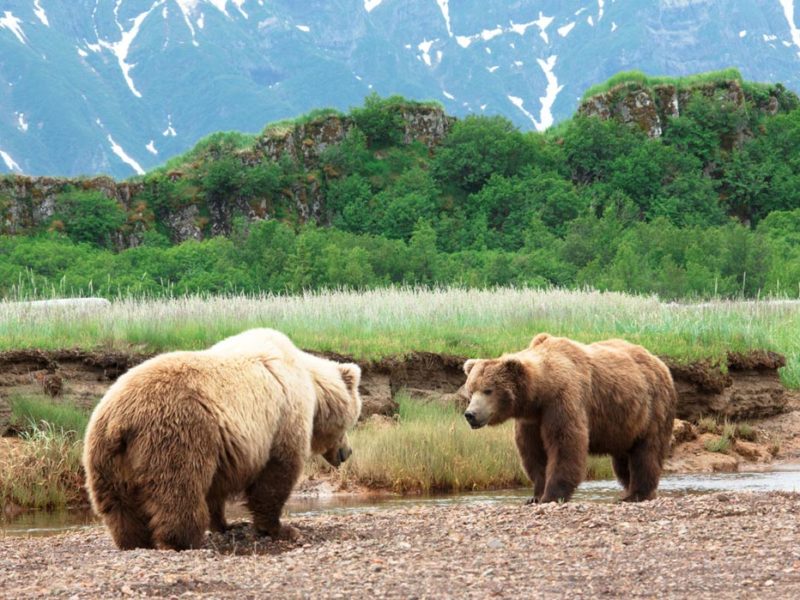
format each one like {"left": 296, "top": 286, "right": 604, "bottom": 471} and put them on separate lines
{"left": 2, "top": 76, "right": 800, "bottom": 300}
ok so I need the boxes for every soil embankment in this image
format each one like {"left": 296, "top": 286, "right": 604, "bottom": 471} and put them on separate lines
{"left": 1, "top": 348, "right": 797, "bottom": 471}
{"left": 0, "top": 348, "right": 791, "bottom": 418}
{"left": 0, "top": 492, "right": 798, "bottom": 598}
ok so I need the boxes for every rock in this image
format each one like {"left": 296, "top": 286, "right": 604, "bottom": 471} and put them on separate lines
{"left": 578, "top": 79, "right": 787, "bottom": 147}
{"left": 665, "top": 433, "right": 740, "bottom": 474}
{"left": 733, "top": 440, "right": 772, "bottom": 463}
{"left": 671, "top": 419, "right": 697, "bottom": 448}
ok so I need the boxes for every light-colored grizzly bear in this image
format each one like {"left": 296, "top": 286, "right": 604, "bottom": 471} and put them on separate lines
{"left": 83, "top": 329, "right": 361, "bottom": 550}
{"left": 463, "top": 333, "right": 676, "bottom": 503}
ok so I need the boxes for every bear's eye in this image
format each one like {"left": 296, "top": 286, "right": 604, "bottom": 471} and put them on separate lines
{"left": 482, "top": 388, "right": 493, "bottom": 395}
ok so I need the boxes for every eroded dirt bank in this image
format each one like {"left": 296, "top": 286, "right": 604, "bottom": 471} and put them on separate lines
{"left": 0, "top": 348, "right": 791, "bottom": 419}
{"left": 0, "top": 492, "right": 798, "bottom": 599}
{"left": 1, "top": 348, "right": 798, "bottom": 473}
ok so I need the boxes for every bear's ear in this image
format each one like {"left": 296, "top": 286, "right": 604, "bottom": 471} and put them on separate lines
{"left": 463, "top": 359, "right": 480, "bottom": 376}
{"left": 338, "top": 363, "right": 361, "bottom": 392}
{"left": 502, "top": 358, "right": 524, "bottom": 377}
{"left": 529, "top": 333, "right": 551, "bottom": 348}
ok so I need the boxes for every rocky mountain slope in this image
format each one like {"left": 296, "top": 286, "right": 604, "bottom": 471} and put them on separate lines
{"left": 2, "top": 0, "right": 800, "bottom": 177}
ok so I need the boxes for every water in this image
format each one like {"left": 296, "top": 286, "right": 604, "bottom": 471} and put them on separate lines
{"left": 3, "top": 467, "right": 799, "bottom": 538}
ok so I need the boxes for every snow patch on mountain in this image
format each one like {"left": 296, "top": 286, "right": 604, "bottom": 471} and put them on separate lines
{"left": 232, "top": 0, "right": 248, "bottom": 18}
{"left": 77, "top": 47, "right": 89, "bottom": 57}
{"left": 535, "top": 55, "right": 564, "bottom": 130}
{"left": 507, "top": 95, "right": 537, "bottom": 125}
{"left": 146, "top": 140, "right": 158, "bottom": 154}
{"left": 108, "top": 135, "right": 145, "bottom": 175}
{"left": 443, "top": 89, "right": 455, "bottom": 99}
{"left": 530, "top": 13, "right": 554, "bottom": 43}
{"left": 740, "top": 29, "right": 747, "bottom": 37}
{"left": 0, "top": 150, "right": 22, "bottom": 172}
{"left": 364, "top": 0, "right": 384, "bottom": 12}
{"left": 418, "top": 39, "right": 436, "bottom": 66}
{"left": 163, "top": 115, "right": 177, "bottom": 137}
{"left": 175, "top": 0, "right": 201, "bottom": 46}
{"left": 436, "top": 0, "right": 453, "bottom": 37}
{"left": 0, "top": 11, "right": 28, "bottom": 45}
{"left": 509, "top": 55, "right": 563, "bottom": 131}
{"left": 16, "top": 112, "right": 28, "bottom": 132}
{"left": 598, "top": 0, "right": 605, "bottom": 21}
{"left": 297, "top": 25, "right": 310, "bottom": 32}
{"left": 487, "top": 65, "right": 499, "bottom": 73}
{"left": 611, "top": 21, "right": 618, "bottom": 32}
{"left": 33, "top": 0, "right": 49, "bottom": 27}
{"left": 98, "top": 1, "right": 165, "bottom": 98}
{"left": 779, "top": 0, "right": 800, "bottom": 52}
{"left": 558, "top": 22, "right": 576, "bottom": 37}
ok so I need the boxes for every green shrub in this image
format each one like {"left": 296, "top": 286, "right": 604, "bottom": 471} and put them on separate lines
{"left": 51, "top": 188, "right": 126, "bottom": 248}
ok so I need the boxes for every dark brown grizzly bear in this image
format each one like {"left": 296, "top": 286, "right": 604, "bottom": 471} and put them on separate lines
{"left": 463, "top": 333, "right": 677, "bottom": 503}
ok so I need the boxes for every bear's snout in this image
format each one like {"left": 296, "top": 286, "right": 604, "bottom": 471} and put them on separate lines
{"left": 464, "top": 411, "right": 483, "bottom": 429}
{"left": 338, "top": 446, "right": 352, "bottom": 464}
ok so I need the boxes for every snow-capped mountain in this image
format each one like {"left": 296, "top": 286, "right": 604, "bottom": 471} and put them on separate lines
{"left": 2, "top": 0, "right": 800, "bottom": 178}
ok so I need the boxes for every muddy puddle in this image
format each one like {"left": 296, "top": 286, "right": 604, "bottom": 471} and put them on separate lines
{"left": 2, "top": 466, "right": 798, "bottom": 538}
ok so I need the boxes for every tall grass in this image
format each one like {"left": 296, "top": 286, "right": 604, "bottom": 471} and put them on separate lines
{"left": 2, "top": 287, "right": 798, "bottom": 384}
{"left": 9, "top": 395, "right": 90, "bottom": 437}
{"left": 0, "top": 423, "right": 85, "bottom": 511}
{"left": 328, "top": 397, "right": 612, "bottom": 493}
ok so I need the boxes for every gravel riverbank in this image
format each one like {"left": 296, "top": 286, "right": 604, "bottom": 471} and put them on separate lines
{"left": 1, "top": 492, "right": 799, "bottom": 598}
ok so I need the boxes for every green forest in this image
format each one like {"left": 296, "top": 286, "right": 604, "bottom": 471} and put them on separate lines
{"left": 3, "top": 70, "right": 800, "bottom": 299}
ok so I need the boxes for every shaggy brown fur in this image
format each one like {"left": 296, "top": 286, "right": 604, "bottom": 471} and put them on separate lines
{"left": 463, "top": 333, "right": 677, "bottom": 503}
{"left": 83, "top": 331, "right": 361, "bottom": 551}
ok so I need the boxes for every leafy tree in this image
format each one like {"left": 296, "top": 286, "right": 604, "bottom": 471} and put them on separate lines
{"left": 561, "top": 116, "right": 643, "bottom": 184}
{"left": 350, "top": 93, "right": 405, "bottom": 148}
{"left": 51, "top": 189, "right": 126, "bottom": 248}
{"left": 432, "top": 115, "right": 534, "bottom": 193}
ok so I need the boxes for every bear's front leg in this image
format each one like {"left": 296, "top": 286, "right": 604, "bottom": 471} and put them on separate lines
{"left": 514, "top": 420, "right": 547, "bottom": 504}
{"left": 540, "top": 405, "right": 589, "bottom": 503}
{"left": 245, "top": 453, "right": 304, "bottom": 540}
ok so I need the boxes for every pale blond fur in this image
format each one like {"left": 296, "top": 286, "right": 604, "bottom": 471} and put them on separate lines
{"left": 83, "top": 329, "right": 361, "bottom": 551}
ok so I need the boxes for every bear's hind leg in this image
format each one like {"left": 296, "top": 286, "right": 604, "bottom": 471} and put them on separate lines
{"left": 623, "top": 437, "right": 663, "bottom": 502}
{"left": 612, "top": 454, "right": 631, "bottom": 492}
{"left": 514, "top": 421, "right": 547, "bottom": 503}
{"left": 246, "top": 454, "right": 303, "bottom": 539}
{"left": 207, "top": 478, "right": 228, "bottom": 533}
{"left": 104, "top": 506, "right": 153, "bottom": 550}
{"left": 147, "top": 483, "right": 210, "bottom": 550}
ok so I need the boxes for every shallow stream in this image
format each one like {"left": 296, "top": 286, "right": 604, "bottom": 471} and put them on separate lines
{"left": 3, "top": 465, "right": 798, "bottom": 538}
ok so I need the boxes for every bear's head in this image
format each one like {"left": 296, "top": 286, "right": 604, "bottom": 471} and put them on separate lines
{"left": 462, "top": 357, "right": 528, "bottom": 428}
{"left": 310, "top": 361, "right": 362, "bottom": 467}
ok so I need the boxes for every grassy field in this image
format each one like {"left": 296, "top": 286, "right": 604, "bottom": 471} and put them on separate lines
{"left": 328, "top": 396, "right": 612, "bottom": 493}
{"left": 2, "top": 287, "right": 799, "bottom": 386}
